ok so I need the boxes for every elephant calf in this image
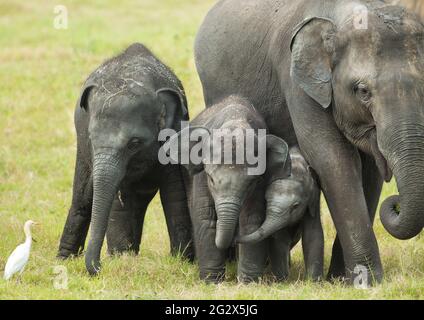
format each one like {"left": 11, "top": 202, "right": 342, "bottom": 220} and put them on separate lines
{"left": 238, "top": 147, "right": 324, "bottom": 282}
{"left": 166, "top": 95, "right": 290, "bottom": 283}
{"left": 58, "top": 43, "right": 194, "bottom": 275}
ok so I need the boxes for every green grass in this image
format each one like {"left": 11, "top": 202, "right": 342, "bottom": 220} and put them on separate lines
{"left": 0, "top": 0, "right": 423, "bottom": 300}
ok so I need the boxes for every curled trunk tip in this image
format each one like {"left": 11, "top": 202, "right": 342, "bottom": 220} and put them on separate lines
{"left": 85, "top": 250, "right": 101, "bottom": 276}
{"left": 237, "top": 208, "right": 291, "bottom": 244}
{"left": 237, "top": 228, "right": 266, "bottom": 244}
{"left": 380, "top": 195, "right": 423, "bottom": 240}
{"left": 215, "top": 222, "right": 237, "bottom": 249}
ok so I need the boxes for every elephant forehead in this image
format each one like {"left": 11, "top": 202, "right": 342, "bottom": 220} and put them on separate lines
{"left": 206, "top": 129, "right": 257, "bottom": 156}
{"left": 206, "top": 163, "right": 250, "bottom": 175}
{"left": 92, "top": 56, "right": 156, "bottom": 87}
{"left": 99, "top": 76, "right": 146, "bottom": 93}
{"left": 336, "top": 4, "right": 424, "bottom": 50}
{"left": 267, "top": 179, "right": 302, "bottom": 195}
{"left": 220, "top": 119, "right": 252, "bottom": 130}
{"left": 89, "top": 116, "right": 156, "bottom": 143}
{"left": 91, "top": 88, "right": 159, "bottom": 118}
{"left": 265, "top": 189, "right": 299, "bottom": 207}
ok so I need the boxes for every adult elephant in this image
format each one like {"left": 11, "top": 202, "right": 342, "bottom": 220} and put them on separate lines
{"left": 195, "top": 0, "right": 424, "bottom": 284}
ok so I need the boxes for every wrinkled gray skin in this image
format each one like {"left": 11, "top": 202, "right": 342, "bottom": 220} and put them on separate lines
{"left": 195, "top": 0, "right": 424, "bottom": 284}
{"left": 169, "top": 96, "right": 290, "bottom": 283}
{"left": 57, "top": 43, "right": 194, "bottom": 275}
{"left": 238, "top": 147, "right": 323, "bottom": 282}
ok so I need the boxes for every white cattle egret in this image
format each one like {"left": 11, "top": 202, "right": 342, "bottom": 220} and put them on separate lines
{"left": 3, "top": 220, "right": 38, "bottom": 280}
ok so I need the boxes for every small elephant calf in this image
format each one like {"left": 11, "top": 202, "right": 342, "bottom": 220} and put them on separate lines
{"left": 166, "top": 95, "right": 290, "bottom": 283}
{"left": 238, "top": 147, "right": 324, "bottom": 282}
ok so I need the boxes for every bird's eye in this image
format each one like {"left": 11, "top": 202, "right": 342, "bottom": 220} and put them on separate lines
{"left": 127, "top": 138, "right": 142, "bottom": 152}
{"left": 354, "top": 83, "right": 372, "bottom": 102}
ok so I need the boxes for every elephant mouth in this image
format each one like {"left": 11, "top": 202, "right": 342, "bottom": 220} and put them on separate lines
{"left": 370, "top": 131, "right": 392, "bottom": 183}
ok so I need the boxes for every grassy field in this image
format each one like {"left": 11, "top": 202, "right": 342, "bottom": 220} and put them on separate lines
{"left": 0, "top": 0, "right": 423, "bottom": 300}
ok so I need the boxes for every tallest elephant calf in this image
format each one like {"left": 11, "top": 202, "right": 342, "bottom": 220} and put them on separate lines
{"left": 195, "top": 0, "right": 424, "bottom": 283}
{"left": 58, "top": 43, "right": 193, "bottom": 274}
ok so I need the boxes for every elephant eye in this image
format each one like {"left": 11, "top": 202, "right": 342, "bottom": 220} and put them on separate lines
{"left": 354, "top": 83, "right": 372, "bottom": 103}
{"left": 127, "top": 138, "right": 142, "bottom": 152}
{"left": 292, "top": 202, "right": 301, "bottom": 210}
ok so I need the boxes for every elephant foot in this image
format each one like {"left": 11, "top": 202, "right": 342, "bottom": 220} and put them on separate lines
{"left": 328, "top": 262, "right": 383, "bottom": 287}
{"left": 270, "top": 261, "right": 289, "bottom": 282}
{"left": 271, "top": 271, "right": 289, "bottom": 283}
{"left": 307, "top": 272, "right": 323, "bottom": 282}
{"left": 57, "top": 243, "right": 84, "bottom": 260}
{"left": 327, "top": 254, "right": 346, "bottom": 281}
{"left": 327, "top": 263, "right": 347, "bottom": 283}
{"left": 107, "top": 244, "right": 139, "bottom": 256}
{"left": 327, "top": 238, "right": 346, "bottom": 281}
{"left": 56, "top": 249, "right": 82, "bottom": 260}
{"left": 237, "top": 273, "right": 263, "bottom": 284}
{"left": 346, "top": 264, "right": 383, "bottom": 287}
{"left": 200, "top": 270, "right": 225, "bottom": 284}
{"left": 326, "top": 268, "right": 346, "bottom": 282}
{"left": 107, "top": 234, "right": 139, "bottom": 256}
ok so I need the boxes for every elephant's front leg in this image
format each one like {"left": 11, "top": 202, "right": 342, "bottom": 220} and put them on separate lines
{"left": 238, "top": 195, "right": 268, "bottom": 283}
{"left": 268, "top": 230, "right": 291, "bottom": 281}
{"left": 58, "top": 149, "right": 93, "bottom": 259}
{"left": 288, "top": 91, "right": 383, "bottom": 285}
{"left": 106, "top": 186, "right": 156, "bottom": 255}
{"left": 192, "top": 172, "right": 227, "bottom": 283}
{"left": 160, "top": 165, "right": 195, "bottom": 261}
{"left": 309, "top": 148, "right": 382, "bottom": 284}
{"left": 328, "top": 151, "right": 383, "bottom": 280}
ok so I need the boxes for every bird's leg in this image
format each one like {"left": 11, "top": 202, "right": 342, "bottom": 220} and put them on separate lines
{"left": 18, "top": 266, "right": 26, "bottom": 282}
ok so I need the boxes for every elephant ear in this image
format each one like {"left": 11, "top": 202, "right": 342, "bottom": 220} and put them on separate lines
{"left": 290, "top": 17, "right": 337, "bottom": 109}
{"left": 156, "top": 88, "right": 189, "bottom": 131}
{"left": 78, "top": 82, "right": 97, "bottom": 111}
{"left": 165, "top": 125, "right": 210, "bottom": 176}
{"left": 265, "top": 135, "right": 291, "bottom": 184}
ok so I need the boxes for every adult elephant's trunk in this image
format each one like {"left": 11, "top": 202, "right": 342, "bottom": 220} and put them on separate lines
{"left": 238, "top": 206, "right": 290, "bottom": 244}
{"left": 85, "top": 152, "right": 125, "bottom": 275}
{"left": 380, "top": 123, "right": 424, "bottom": 240}
{"left": 215, "top": 200, "right": 240, "bottom": 250}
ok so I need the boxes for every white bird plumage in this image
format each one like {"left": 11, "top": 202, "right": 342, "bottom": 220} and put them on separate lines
{"left": 3, "top": 220, "right": 37, "bottom": 280}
